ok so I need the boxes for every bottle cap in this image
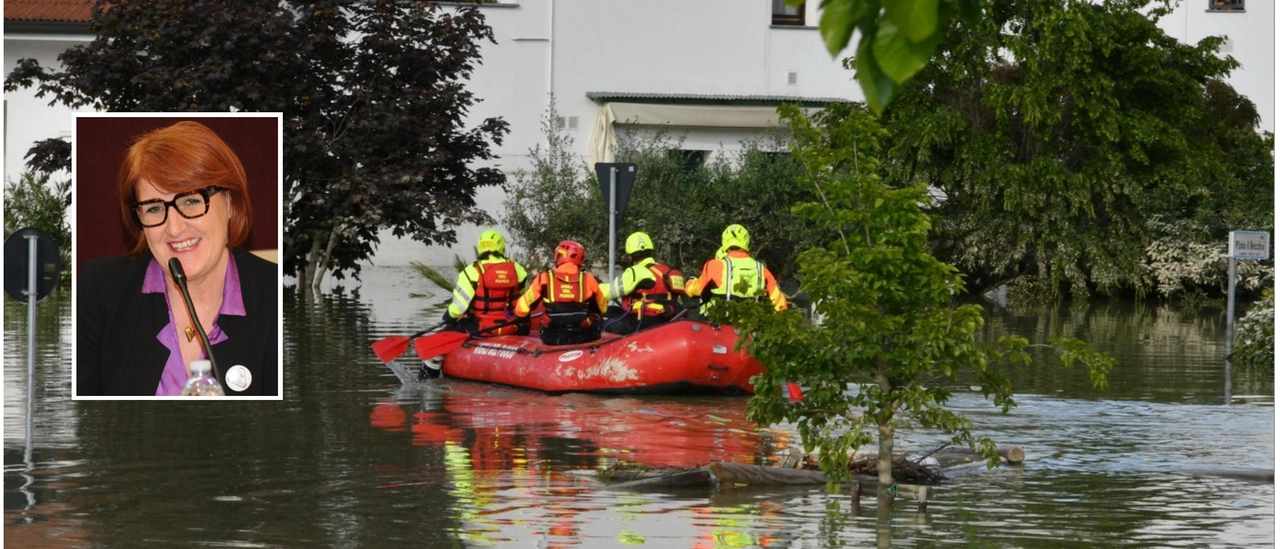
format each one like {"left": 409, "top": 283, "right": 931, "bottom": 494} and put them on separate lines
{"left": 190, "top": 360, "right": 212, "bottom": 373}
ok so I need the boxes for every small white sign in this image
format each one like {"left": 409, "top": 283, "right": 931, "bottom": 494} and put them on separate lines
{"left": 558, "top": 350, "right": 584, "bottom": 363}
{"left": 1229, "top": 231, "right": 1270, "bottom": 260}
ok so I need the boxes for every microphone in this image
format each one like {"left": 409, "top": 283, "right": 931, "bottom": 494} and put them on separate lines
{"left": 169, "top": 258, "right": 223, "bottom": 386}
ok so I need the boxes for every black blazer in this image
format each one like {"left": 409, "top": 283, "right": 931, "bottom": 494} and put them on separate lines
{"left": 77, "top": 248, "right": 279, "bottom": 396}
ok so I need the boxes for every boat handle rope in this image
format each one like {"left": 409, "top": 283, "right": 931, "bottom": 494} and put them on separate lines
{"left": 468, "top": 341, "right": 604, "bottom": 358}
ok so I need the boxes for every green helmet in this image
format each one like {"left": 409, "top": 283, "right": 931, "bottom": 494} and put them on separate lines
{"left": 624, "top": 232, "right": 654, "bottom": 255}
{"left": 476, "top": 229, "right": 506, "bottom": 256}
{"left": 722, "top": 224, "right": 750, "bottom": 252}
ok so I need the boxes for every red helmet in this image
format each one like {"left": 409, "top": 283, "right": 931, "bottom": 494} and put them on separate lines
{"left": 554, "top": 240, "right": 585, "bottom": 267}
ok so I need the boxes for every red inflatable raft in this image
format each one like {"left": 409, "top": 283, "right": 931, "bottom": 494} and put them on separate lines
{"left": 440, "top": 320, "right": 764, "bottom": 395}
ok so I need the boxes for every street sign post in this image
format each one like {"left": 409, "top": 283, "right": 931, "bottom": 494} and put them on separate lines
{"left": 1224, "top": 230, "right": 1270, "bottom": 400}
{"left": 4, "top": 228, "right": 62, "bottom": 303}
{"left": 594, "top": 163, "right": 637, "bottom": 284}
{"left": 3, "top": 228, "right": 62, "bottom": 492}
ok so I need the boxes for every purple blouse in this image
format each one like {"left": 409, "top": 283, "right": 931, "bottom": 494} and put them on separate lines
{"left": 141, "top": 253, "right": 246, "bottom": 395}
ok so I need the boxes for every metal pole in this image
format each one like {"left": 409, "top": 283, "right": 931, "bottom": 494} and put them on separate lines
{"left": 24, "top": 235, "right": 37, "bottom": 508}
{"left": 27, "top": 235, "right": 37, "bottom": 377}
{"left": 607, "top": 167, "right": 617, "bottom": 285}
{"left": 1225, "top": 256, "right": 1237, "bottom": 401}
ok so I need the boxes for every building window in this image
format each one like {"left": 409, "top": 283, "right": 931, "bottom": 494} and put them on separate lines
{"left": 669, "top": 150, "right": 708, "bottom": 174}
{"left": 772, "top": 0, "right": 805, "bottom": 26}
{"left": 1208, "top": 0, "right": 1244, "bottom": 11}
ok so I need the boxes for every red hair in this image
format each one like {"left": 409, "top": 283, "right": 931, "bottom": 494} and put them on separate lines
{"left": 117, "top": 121, "right": 253, "bottom": 256}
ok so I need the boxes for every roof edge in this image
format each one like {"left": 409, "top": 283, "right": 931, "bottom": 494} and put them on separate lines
{"left": 587, "top": 92, "right": 852, "bottom": 108}
{"left": 5, "top": 20, "right": 93, "bottom": 35}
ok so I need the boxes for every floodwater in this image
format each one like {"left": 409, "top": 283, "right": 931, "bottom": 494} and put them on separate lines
{"left": 4, "top": 266, "right": 1274, "bottom": 548}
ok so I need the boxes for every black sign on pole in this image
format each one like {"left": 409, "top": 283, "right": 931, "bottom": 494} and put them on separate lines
{"left": 594, "top": 163, "right": 637, "bottom": 219}
{"left": 4, "top": 228, "right": 63, "bottom": 303}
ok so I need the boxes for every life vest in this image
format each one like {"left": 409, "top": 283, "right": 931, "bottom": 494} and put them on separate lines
{"left": 712, "top": 256, "right": 765, "bottom": 301}
{"left": 471, "top": 260, "right": 520, "bottom": 333}
{"left": 621, "top": 263, "right": 684, "bottom": 318}
{"left": 541, "top": 272, "right": 597, "bottom": 330}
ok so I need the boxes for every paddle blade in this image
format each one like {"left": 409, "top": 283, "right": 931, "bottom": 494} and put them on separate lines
{"left": 413, "top": 331, "right": 471, "bottom": 361}
{"left": 372, "top": 335, "right": 412, "bottom": 363}
{"left": 785, "top": 382, "right": 804, "bottom": 403}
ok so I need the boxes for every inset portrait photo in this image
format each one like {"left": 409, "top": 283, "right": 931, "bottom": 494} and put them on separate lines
{"left": 72, "top": 114, "right": 283, "bottom": 399}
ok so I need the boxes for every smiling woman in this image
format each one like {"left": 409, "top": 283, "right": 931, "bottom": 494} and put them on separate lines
{"left": 73, "top": 117, "right": 281, "bottom": 398}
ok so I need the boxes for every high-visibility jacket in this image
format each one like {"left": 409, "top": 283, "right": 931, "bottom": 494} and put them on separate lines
{"left": 684, "top": 249, "right": 786, "bottom": 312}
{"left": 447, "top": 257, "right": 529, "bottom": 334}
{"left": 602, "top": 257, "right": 685, "bottom": 318}
{"left": 514, "top": 263, "right": 608, "bottom": 329}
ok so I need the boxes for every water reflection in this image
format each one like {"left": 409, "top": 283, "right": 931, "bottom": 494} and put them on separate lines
{"left": 2, "top": 270, "right": 1272, "bottom": 548}
{"left": 370, "top": 382, "right": 788, "bottom": 468}
{"left": 982, "top": 299, "right": 1271, "bottom": 402}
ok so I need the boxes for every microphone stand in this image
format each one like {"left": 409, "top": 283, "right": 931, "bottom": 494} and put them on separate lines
{"left": 168, "top": 258, "right": 223, "bottom": 386}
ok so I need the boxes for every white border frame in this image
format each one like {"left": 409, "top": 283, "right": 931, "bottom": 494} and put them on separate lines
{"left": 70, "top": 112, "right": 286, "bottom": 401}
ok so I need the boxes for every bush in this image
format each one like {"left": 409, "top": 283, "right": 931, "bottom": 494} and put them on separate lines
{"left": 3, "top": 171, "right": 71, "bottom": 273}
{"left": 1232, "top": 296, "right": 1274, "bottom": 374}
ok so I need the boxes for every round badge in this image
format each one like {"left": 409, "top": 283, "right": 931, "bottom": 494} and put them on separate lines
{"left": 557, "top": 350, "right": 584, "bottom": 363}
{"left": 225, "top": 365, "right": 252, "bottom": 392}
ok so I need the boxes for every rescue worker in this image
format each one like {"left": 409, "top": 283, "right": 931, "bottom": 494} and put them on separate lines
{"left": 684, "top": 224, "right": 787, "bottom": 314}
{"left": 422, "top": 229, "right": 528, "bottom": 380}
{"left": 601, "top": 231, "right": 686, "bottom": 334}
{"left": 442, "top": 229, "right": 530, "bottom": 336}
{"left": 514, "top": 240, "right": 608, "bottom": 345}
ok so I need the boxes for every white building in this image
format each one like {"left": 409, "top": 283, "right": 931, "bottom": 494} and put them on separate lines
{"left": 1155, "top": 0, "right": 1274, "bottom": 133}
{"left": 3, "top": 1, "right": 94, "bottom": 186}
{"left": 5, "top": 0, "right": 1274, "bottom": 268}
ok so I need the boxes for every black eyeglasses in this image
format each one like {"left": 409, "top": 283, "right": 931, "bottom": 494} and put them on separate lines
{"left": 131, "top": 186, "right": 225, "bottom": 228}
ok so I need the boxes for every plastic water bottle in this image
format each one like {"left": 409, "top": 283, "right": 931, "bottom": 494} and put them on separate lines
{"left": 181, "top": 360, "right": 225, "bottom": 396}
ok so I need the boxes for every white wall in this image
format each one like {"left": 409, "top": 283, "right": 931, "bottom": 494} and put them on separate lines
{"left": 4, "top": 33, "right": 93, "bottom": 185}
{"left": 1156, "top": 1, "right": 1275, "bottom": 132}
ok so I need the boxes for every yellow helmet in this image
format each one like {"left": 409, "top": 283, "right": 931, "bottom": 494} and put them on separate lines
{"left": 721, "top": 224, "right": 750, "bottom": 251}
{"left": 476, "top": 229, "right": 506, "bottom": 256}
{"left": 624, "top": 232, "right": 654, "bottom": 255}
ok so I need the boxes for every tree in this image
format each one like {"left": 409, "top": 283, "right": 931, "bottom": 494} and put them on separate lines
{"left": 874, "top": 0, "right": 1273, "bottom": 298}
{"left": 5, "top": 0, "right": 509, "bottom": 297}
{"left": 4, "top": 171, "right": 72, "bottom": 271}
{"left": 797, "top": 0, "right": 982, "bottom": 114}
{"left": 718, "top": 104, "right": 1112, "bottom": 510}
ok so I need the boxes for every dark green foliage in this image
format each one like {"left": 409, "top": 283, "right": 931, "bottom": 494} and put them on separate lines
{"left": 798, "top": 0, "right": 983, "bottom": 114}
{"left": 876, "top": 0, "right": 1274, "bottom": 298}
{"left": 4, "top": 172, "right": 72, "bottom": 271}
{"left": 5, "top": 0, "right": 509, "bottom": 292}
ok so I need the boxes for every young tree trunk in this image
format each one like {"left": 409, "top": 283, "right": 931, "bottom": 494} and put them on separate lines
{"left": 876, "top": 357, "right": 896, "bottom": 516}
{"left": 875, "top": 358, "right": 895, "bottom": 488}
{"left": 312, "top": 223, "right": 342, "bottom": 292}
{"left": 302, "top": 237, "right": 321, "bottom": 300}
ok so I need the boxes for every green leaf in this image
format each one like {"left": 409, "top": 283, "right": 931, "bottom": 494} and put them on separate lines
{"left": 872, "top": 19, "right": 940, "bottom": 84}
{"left": 883, "top": 0, "right": 939, "bottom": 42}
{"left": 855, "top": 35, "right": 897, "bottom": 115}
{"left": 956, "top": 0, "right": 982, "bottom": 24}
{"left": 818, "top": 0, "right": 862, "bottom": 57}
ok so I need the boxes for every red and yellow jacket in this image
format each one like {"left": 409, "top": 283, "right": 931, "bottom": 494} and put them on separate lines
{"left": 601, "top": 257, "right": 685, "bottom": 318}
{"left": 514, "top": 263, "right": 608, "bottom": 319}
{"left": 684, "top": 249, "right": 786, "bottom": 312}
